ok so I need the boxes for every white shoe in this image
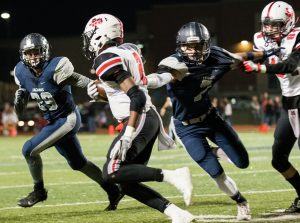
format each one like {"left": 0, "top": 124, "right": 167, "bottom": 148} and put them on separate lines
{"left": 237, "top": 201, "right": 251, "bottom": 221}
{"left": 164, "top": 204, "right": 195, "bottom": 223}
{"left": 164, "top": 167, "right": 193, "bottom": 206}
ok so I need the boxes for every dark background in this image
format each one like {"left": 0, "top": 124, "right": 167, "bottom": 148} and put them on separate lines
{"left": 0, "top": 0, "right": 299, "bottom": 109}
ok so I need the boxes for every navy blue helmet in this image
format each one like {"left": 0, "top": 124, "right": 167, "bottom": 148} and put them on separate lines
{"left": 19, "top": 33, "right": 50, "bottom": 69}
{"left": 176, "top": 22, "right": 211, "bottom": 64}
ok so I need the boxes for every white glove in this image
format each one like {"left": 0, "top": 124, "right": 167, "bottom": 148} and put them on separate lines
{"left": 243, "top": 61, "right": 266, "bottom": 73}
{"left": 110, "top": 126, "right": 135, "bottom": 161}
{"left": 87, "top": 81, "right": 99, "bottom": 100}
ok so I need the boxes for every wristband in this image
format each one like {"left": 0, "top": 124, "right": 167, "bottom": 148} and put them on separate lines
{"left": 246, "top": 52, "right": 254, "bottom": 61}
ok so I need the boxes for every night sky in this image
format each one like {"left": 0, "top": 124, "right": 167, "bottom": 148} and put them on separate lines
{"left": 0, "top": 0, "right": 216, "bottom": 40}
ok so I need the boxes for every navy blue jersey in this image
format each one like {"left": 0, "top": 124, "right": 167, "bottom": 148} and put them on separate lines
{"left": 14, "top": 57, "right": 76, "bottom": 121}
{"left": 163, "top": 46, "right": 234, "bottom": 121}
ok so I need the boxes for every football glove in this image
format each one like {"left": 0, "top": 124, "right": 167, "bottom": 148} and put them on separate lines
{"left": 87, "top": 81, "right": 99, "bottom": 100}
{"left": 243, "top": 61, "right": 266, "bottom": 73}
{"left": 14, "top": 88, "right": 29, "bottom": 117}
{"left": 110, "top": 126, "right": 135, "bottom": 161}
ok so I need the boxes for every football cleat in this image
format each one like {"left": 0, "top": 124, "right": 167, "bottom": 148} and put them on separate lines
{"left": 172, "top": 210, "right": 195, "bottom": 223}
{"left": 104, "top": 192, "right": 124, "bottom": 211}
{"left": 237, "top": 201, "right": 251, "bottom": 220}
{"left": 17, "top": 188, "right": 48, "bottom": 208}
{"left": 167, "top": 167, "right": 193, "bottom": 206}
{"left": 164, "top": 204, "right": 195, "bottom": 223}
{"left": 285, "top": 197, "right": 300, "bottom": 213}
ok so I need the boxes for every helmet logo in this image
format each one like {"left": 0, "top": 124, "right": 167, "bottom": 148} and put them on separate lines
{"left": 285, "top": 7, "right": 293, "bottom": 18}
{"left": 89, "top": 18, "right": 103, "bottom": 27}
{"left": 187, "top": 36, "right": 200, "bottom": 42}
{"left": 24, "top": 39, "right": 34, "bottom": 49}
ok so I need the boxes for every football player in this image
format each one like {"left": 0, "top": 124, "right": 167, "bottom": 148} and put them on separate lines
{"left": 14, "top": 33, "right": 122, "bottom": 210}
{"left": 143, "top": 22, "right": 281, "bottom": 221}
{"left": 84, "top": 14, "right": 195, "bottom": 223}
{"left": 243, "top": 1, "right": 300, "bottom": 213}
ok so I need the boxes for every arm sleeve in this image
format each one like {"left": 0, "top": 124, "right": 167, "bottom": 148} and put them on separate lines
{"left": 146, "top": 72, "right": 173, "bottom": 89}
{"left": 265, "top": 50, "right": 300, "bottom": 74}
{"left": 59, "top": 72, "right": 92, "bottom": 88}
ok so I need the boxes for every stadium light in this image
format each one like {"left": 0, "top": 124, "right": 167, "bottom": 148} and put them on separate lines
{"left": 241, "top": 40, "right": 249, "bottom": 46}
{"left": 1, "top": 12, "right": 10, "bottom": 20}
{"left": 233, "top": 40, "right": 253, "bottom": 52}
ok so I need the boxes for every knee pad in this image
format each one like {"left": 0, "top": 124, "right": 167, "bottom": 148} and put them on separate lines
{"left": 235, "top": 156, "right": 249, "bottom": 169}
{"left": 271, "top": 157, "right": 290, "bottom": 172}
{"left": 22, "top": 140, "right": 34, "bottom": 157}
{"left": 68, "top": 159, "right": 87, "bottom": 170}
{"left": 272, "top": 142, "right": 291, "bottom": 172}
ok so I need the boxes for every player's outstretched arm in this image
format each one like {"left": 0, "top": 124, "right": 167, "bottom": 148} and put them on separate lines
{"left": 243, "top": 49, "right": 300, "bottom": 74}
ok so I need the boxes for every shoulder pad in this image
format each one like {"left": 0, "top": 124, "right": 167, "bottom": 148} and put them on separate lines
{"left": 93, "top": 52, "right": 123, "bottom": 79}
{"left": 158, "top": 56, "right": 188, "bottom": 74}
{"left": 53, "top": 57, "right": 74, "bottom": 84}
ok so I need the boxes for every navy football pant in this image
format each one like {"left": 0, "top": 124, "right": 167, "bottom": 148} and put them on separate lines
{"left": 174, "top": 111, "right": 249, "bottom": 178}
{"left": 22, "top": 108, "right": 87, "bottom": 170}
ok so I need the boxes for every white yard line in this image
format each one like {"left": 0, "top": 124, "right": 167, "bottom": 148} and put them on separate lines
{"left": 0, "top": 188, "right": 294, "bottom": 211}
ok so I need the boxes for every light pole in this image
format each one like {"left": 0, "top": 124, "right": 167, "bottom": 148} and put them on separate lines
{"left": 1, "top": 12, "right": 11, "bottom": 38}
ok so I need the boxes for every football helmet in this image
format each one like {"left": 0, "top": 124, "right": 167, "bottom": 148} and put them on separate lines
{"left": 19, "top": 33, "right": 50, "bottom": 69}
{"left": 261, "top": 1, "right": 296, "bottom": 43}
{"left": 82, "top": 14, "right": 124, "bottom": 60}
{"left": 176, "top": 22, "right": 211, "bottom": 64}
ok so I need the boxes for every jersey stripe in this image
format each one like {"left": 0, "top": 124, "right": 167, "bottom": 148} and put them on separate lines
{"left": 96, "top": 57, "right": 122, "bottom": 77}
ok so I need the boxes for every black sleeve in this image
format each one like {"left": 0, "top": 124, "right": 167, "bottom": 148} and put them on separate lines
{"left": 93, "top": 52, "right": 124, "bottom": 81}
{"left": 265, "top": 49, "right": 300, "bottom": 74}
{"left": 126, "top": 85, "right": 146, "bottom": 114}
{"left": 156, "top": 65, "right": 173, "bottom": 74}
{"left": 292, "top": 33, "right": 300, "bottom": 49}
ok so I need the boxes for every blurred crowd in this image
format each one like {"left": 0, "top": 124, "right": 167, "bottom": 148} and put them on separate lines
{"left": 0, "top": 92, "right": 282, "bottom": 137}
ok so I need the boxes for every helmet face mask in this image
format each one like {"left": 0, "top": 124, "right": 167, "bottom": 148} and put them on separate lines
{"left": 19, "top": 33, "right": 50, "bottom": 69}
{"left": 262, "top": 19, "right": 284, "bottom": 42}
{"left": 261, "top": 1, "right": 296, "bottom": 43}
{"left": 179, "top": 41, "right": 210, "bottom": 64}
{"left": 176, "top": 22, "right": 211, "bottom": 64}
{"left": 82, "top": 14, "right": 124, "bottom": 60}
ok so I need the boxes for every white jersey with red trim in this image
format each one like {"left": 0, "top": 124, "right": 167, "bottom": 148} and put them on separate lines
{"left": 92, "top": 45, "right": 152, "bottom": 122}
{"left": 253, "top": 28, "right": 300, "bottom": 97}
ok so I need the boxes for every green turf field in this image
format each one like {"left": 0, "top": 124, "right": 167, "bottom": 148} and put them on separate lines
{"left": 1, "top": 131, "right": 300, "bottom": 223}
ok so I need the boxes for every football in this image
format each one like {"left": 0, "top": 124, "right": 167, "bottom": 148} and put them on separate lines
{"left": 94, "top": 79, "right": 108, "bottom": 101}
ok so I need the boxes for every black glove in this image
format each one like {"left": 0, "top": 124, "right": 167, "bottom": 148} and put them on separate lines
{"left": 263, "top": 47, "right": 285, "bottom": 59}
{"left": 14, "top": 88, "right": 29, "bottom": 117}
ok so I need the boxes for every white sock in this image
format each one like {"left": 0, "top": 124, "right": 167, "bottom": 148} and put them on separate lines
{"left": 214, "top": 172, "right": 238, "bottom": 196}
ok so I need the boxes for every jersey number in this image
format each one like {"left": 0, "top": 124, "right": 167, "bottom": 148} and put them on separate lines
{"left": 194, "top": 80, "right": 212, "bottom": 102}
{"left": 31, "top": 92, "right": 58, "bottom": 111}
{"left": 131, "top": 51, "right": 148, "bottom": 85}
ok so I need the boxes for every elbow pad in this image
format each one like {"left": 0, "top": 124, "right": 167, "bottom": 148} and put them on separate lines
{"left": 147, "top": 72, "right": 173, "bottom": 89}
{"left": 127, "top": 85, "right": 146, "bottom": 114}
